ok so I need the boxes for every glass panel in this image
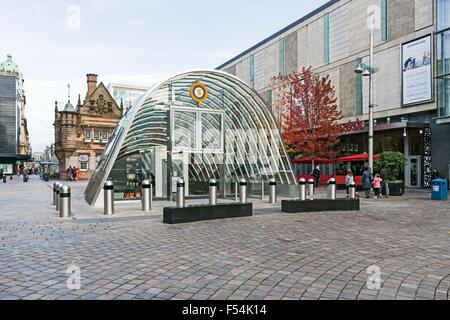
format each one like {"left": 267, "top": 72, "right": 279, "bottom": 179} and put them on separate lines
{"left": 437, "top": 0, "right": 450, "bottom": 31}
{"left": 201, "top": 112, "right": 222, "bottom": 150}
{"left": 173, "top": 110, "right": 196, "bottom": 150}
{"left": 437, "top": 30, "right": 450, "bottom": 77}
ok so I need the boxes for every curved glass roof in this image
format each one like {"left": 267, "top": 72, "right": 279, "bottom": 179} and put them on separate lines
{"left": 84, "top": 70, "right": 296, "bottom": 206}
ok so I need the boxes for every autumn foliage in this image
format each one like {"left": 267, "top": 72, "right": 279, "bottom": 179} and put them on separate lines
{"left": 270, "top": 67, "right": 343, "bottom": 166}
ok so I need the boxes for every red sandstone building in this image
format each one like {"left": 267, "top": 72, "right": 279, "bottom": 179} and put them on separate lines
{"left": 54, "top": 74, "right": 123, "bottom": 180}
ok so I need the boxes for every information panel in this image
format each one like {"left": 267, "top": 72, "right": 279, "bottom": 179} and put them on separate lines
{"left": 402, "top": 34, "right": 433, "bottom": 106}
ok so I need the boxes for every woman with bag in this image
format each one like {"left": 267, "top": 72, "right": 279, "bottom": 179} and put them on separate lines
{"left": 362, "top": 166, "right": 372, "bottom": 199}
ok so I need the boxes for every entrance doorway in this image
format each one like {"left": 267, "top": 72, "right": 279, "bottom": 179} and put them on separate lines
{"left": 406, "top": 156, "right": 421, "bottom": 188}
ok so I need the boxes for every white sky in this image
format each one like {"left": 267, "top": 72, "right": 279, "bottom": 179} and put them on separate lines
{"left": 0, "top": 0, "right": 329, "bottom": 152}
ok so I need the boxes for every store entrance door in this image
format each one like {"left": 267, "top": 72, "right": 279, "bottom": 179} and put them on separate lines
{"left": 406, "top": 156, "right": 421, "bottom": 188}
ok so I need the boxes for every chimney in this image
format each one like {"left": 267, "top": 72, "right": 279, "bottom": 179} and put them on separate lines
{"left": 86, "top": 73, "right": 98, "bottom": 97}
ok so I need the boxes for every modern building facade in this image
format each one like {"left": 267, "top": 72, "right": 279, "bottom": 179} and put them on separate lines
{"left": 107, "top": 83, "right": 149, "bottom": 111}
{"left": 217, "top": 0, "right": 450, "bottom": 187}
{"left": 54, "top": 74, "right": 123, "bottom": 180}
{"left": 0, "top": 75, "right": 22, "bottom": 174}
{"left": 0, "top": 54, "right": 32, "bottom": 174}
{"left": 85, "top": 70, "right": 297, "bottom": 208}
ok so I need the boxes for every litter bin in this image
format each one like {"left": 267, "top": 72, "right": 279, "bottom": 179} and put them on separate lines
{"left": 431, "top": 179, "right": 448, "bottom": 201}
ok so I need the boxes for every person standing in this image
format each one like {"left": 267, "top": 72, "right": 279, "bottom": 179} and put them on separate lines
{"left": 345, "top": 169, "right": 354, "bottom": 198}
{"left": 66, "top": 166, "right": 72, "bottom": 181}
{"left": 312, "top": 166, "right": 321, "bottom": 188}
{"left": 362, "top": 166, "right": 372, "bottom": 199}
{"left": 432, "top": 168, "right": 440, "bottom": 180}
{"left": 380, "top": 165, "right": 391, "bottom": 198}
{"left": 17, "top": 167, "right": 21, "bottom": 176}
{"left": 372, "top": 173, "right": 383, "bottom": 199}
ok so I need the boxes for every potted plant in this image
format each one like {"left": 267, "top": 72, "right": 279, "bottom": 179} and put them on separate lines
{"left": 374, "top": 151, "right": 407, "bottom": 196}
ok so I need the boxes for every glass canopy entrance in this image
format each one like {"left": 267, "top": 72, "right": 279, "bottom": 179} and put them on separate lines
{"left": 84, "top": 70, "right": 297, "bottom": 208}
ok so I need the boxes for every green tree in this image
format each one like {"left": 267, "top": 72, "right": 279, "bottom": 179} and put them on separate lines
{"left": 374, "top": 151, "right": 407, "bottom": 181}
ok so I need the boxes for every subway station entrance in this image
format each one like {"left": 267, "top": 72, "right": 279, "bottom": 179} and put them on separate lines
{"left": 84, "top": 70, "right": 297, "bottom": 208}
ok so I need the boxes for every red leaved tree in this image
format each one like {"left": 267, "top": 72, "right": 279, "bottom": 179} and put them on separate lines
{"left": 270, "top": 66, "right": 343, "bottom": 169}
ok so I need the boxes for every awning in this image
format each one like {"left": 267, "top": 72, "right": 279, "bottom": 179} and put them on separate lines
{"left": 338, "top": 153, "right": 379, "bottom": 162}
{"left": 292, "top": 157, "right": 335, "bottom": 164}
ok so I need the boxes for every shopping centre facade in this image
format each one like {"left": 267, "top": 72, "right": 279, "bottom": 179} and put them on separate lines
{"left": 217, "top": 0, "right": 450, "bottom": 188}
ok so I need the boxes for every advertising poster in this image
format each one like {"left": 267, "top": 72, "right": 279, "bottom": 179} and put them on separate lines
{"left": 402, "top": 34, "right": 433, "bottom": 106}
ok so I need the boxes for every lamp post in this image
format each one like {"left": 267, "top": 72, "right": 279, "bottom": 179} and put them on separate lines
{"left": 355, "top": 10, "right": 375, "bottom": 175}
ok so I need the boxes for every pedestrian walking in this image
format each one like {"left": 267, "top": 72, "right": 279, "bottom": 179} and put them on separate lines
{"left": 362, "top": 166, "right": 372, "bottom": 199}
{"left": 66, "top": 166, "right": 72, "bottom": 181}
{"left": 345, "top": 169, "right": 354, "bottom": 198}
{"left": 17, "top": 167, "right": 21, "bottom": 176}
{"left": 312, "top": 166, "right": 321, "bottom": 187}
{"left": 71, "top": 167, "right": 76, "bottom": 181}
{"left": 380, "top": 165, "right": 390, "bottom": 198}
{"left": 372, "top": 173, "right": 382, "bottom": 199}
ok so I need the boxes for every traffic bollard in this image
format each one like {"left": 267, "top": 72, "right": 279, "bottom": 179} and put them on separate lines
{"left": 308, "top": 178, "right": 314, "bottom": 200}
{"left": 269, "top": 178, "right": 277, "bottom": 204}
{"left": 52, "top": 182, "right": 57, "bottom": 206}
{"left": 349, "top": 183, "right": 356, "bottom": 199}
{"left": 177, "top": 178, "right": 185, "bottom": 208}
{"left": 141, "top": 180, "right": 151, "bottom": 212}
{"left": 239, "top": 178, "right": 247, "bottom": 204}
{"left": 328, "top": 178, "right": 336, "bottom": 200}
{"left": 104, "top": 180, "right": 114, "bottom": 215}
{"left": 55, "top": 182, "right": 61, "bottom": 212}
{"left": 209, "top": 179, "right": 217, "bottom": 205}
{"left": 59, "top": 184, "right": 71, "bottom": 218}
{"left": 299, "top": 178, "right": 306, "bottom": 200}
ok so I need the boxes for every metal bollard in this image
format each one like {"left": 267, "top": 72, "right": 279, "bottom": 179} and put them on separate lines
{"left": 261, "top": 178, "right": 265, "bottom": 200}
{"left": 52, "top": 182, "right": 57, "bottom": 206}
{"left": 55, "top": 182, "right": 61, "bottom": 212}
{"left": 308, "top": 178, "right": 314, "bottom": 200}
{"left": 299, "top": 178, "right": 306, "bottom": 200}
{"left": 269, "top": 178, "right": 277, "bottom": 204}
{"left": 349, "top": 183, "right": 356, "bottom": 199}
{"left": 104, "top": 180, "right": 114, "bottom": 215}
{"left": 176, "top": 178, "right": 185, "bottom": 208}
{"left": 209, "top": 179, "right": 217, "bottom": 205}
{"left": 141, "top": 180, "right": 151, "bottom": 212}
{"left": 235, "top": 181, "right": 238, "bottom": 202}
{"left": 239, "top": 178, "right": 247, "bottom": 204}
{"left": 59, "top": 184, "right": 71, "bottom": 218}
{"left": 328, "top": 178, "right": 336, "bottom": 200}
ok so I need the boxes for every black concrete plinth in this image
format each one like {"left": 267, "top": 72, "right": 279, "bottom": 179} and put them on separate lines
{"left": 163, "top": 203, "right": 252, "bottom": 224}
{"left": 281, "top": 198, "right": 359, "bottom": 213}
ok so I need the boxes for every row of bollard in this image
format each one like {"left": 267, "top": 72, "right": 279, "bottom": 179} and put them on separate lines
{"left": 52, "top": 182, "right": 71, "bottom": 218}
{"left": 103, "top": 179, "right": 153, "bottom": 215}
{"left": 297, "top": 177, "right": 356, "bottom": 200}
{"left": 175, "top": 177, "right": 278, "bottom": 208}
{"left": 101, "top": 176, "right": 355, "bottom": 212}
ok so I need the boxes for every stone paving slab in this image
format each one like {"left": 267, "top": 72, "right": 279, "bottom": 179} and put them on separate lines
{"left": 0, "top": 175, "right": 448, "bottom": 300}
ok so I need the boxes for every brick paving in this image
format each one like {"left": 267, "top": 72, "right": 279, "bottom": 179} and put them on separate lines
{"left": 0, "top": 174, "right": 448, "bottom": 300}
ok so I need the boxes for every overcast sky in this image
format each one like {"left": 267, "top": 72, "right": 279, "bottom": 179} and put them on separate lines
{"left": 0, "top": 0, "right": 329, "bottom": 152}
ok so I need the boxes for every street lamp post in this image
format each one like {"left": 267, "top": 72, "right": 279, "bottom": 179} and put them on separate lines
{"left": 355, "top": 11, "right": 375, "bottom": 175}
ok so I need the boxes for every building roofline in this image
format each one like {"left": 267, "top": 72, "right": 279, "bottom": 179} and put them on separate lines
{"left": 107, "top": 83, "right": 150, "bottom": 90}
{"left": 215, "top": 0, "right": 340, "bottom": 70}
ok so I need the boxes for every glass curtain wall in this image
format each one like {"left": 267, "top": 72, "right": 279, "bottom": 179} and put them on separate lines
{"left": 437, "top": 0, "right": 450, "bottom": 117}
{"left": 84, "top": 70, "right": 297, "bottom": 206}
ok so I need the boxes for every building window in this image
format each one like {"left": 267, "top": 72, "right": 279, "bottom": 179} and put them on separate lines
{"left": 102, "top": 131, "right": 108, "bottom": 143}
{"left": 94, "top": 130, "right": 100, "bottom": 143}
{"left": 381, "top": 0, "right": 388, "bottom": 41}
{"left": 323, "top": 13, "right": 330, "bottom": 64}
{"left": 437, "top": 0, "right": 450, "bottom": 117}
{"left": 279, "top": 38, "right": 285, "bottom": 76}
{"left": 437, "top": 0, "right": 450, "bottom": 31}
{"left": 80, "top": 155, "right": 89, "bottom": 171}
{"left": 249, "top": 54, "right": 255, "bottom": 88}
{"left": 85, "top": 130, "right": 91, "bottom": 142}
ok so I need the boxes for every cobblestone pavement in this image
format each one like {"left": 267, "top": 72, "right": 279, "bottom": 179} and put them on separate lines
{"left": 0, "top": 175, "right": 448, "bottom": 300}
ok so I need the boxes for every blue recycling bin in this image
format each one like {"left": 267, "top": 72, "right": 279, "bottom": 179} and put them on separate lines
{"left": 431, "top": 179, "right": 448, "bottom": 201}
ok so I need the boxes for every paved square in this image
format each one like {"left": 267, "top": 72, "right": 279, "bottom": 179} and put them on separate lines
{"left": 0, "top": 175, "right": 448, "bottom": 300}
